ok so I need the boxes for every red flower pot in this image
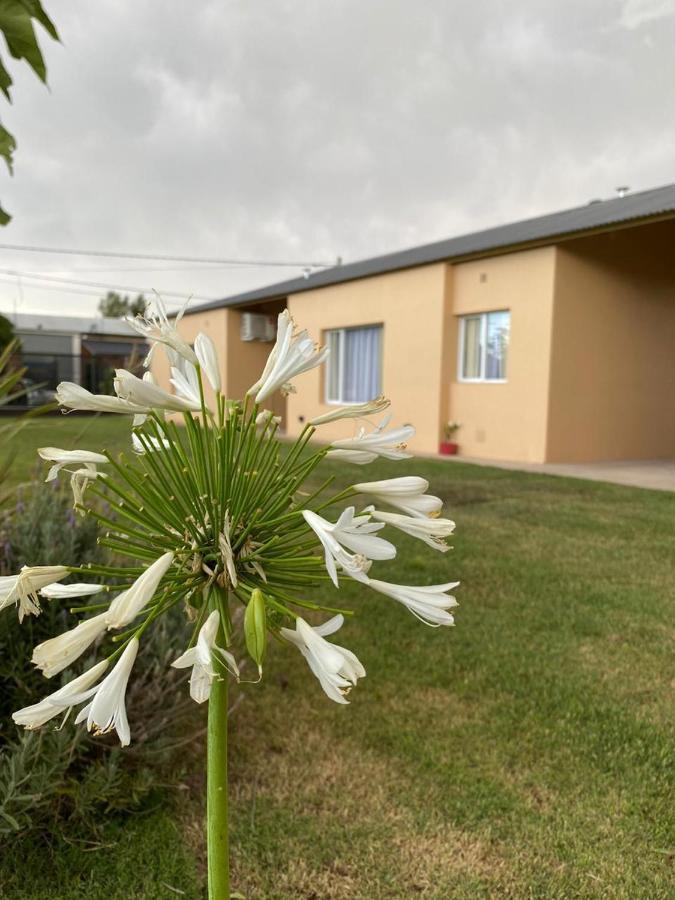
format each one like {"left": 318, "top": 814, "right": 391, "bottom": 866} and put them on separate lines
{"left": 439, "top": 441, "right": 458, "bottom": 455}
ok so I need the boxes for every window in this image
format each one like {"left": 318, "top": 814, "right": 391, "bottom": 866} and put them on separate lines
{"left": 325, "top": 325, "right": 383, "bottom": 403}
{"left": 458, "top": 311, "right": 510, "bottom": 382}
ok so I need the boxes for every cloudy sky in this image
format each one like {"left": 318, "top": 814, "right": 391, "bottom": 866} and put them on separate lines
{"left": 0, "top": 0, "right": 674, "bottom": 318}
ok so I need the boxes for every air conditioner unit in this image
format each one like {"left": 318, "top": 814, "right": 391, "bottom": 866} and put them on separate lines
{"left": 241, "top": 312, "right": 276, "bottom": 342}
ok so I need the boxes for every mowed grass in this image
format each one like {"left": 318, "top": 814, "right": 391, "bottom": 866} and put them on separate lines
{"left": 1, "top": 416, "right": 673, "bottom": 898}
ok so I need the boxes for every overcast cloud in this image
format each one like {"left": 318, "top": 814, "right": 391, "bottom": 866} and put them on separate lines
{"left": 0, "top": 0, "right": 674, "bottom": 317}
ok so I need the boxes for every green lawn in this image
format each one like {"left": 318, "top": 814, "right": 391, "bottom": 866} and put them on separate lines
{"left": 1, "top": 416, "right": 673, "bottom": 898}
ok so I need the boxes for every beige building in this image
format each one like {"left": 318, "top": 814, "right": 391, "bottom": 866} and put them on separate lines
{"left": 154, "top": 184, "right": 675, "bottom": 463}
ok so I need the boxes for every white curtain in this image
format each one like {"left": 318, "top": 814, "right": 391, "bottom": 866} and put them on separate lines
{"left": 343, "top": 326, "right": 382, "bottom": 402}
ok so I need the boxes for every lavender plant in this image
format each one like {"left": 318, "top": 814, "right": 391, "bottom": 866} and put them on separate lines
{"left": 3, "top": 300, "right": 459, "bottom": 898}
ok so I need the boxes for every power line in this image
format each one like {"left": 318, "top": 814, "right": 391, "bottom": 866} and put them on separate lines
{"left": 0, "top": 240, "right": 336, "bottom": 269}
{"left": 0, "top": 268, "right": 212, "bottom": 302}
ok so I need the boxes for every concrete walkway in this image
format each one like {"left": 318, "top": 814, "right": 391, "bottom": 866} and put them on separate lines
{"left": 446, "top": 456, "right": 675, "bottom": 493}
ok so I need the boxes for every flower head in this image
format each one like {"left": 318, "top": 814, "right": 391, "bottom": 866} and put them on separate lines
{"left": 249, "top": 310, "right": 328, "bottom": 403}
{"left": 75, "top": 639, "right": 138, "bottom": 746}
{"left": 309, "top": 396, "right": 390, "bottom": 426}
{"left": 13, "top": 660, "right": 109, "bottom": 730}
{"left": 302, "top": 507, "right": 394, "bottom": 587}
{"left": 172, "top": 610, "right": 239, "bottom": 703}
{"left": 37, "top": 447, "right": 108, "bottom": 483}
{"left": 114, "top": 369, "right": 201, "bottom": 412}
{"left": 366, "top": 578, "right": 459, "bottom": 626}
{"left": 281, "top": 615, "right": 365, "bottom": 704}
{"left": 32, "top": 612, "right": 109, "bottom": 678}
{"left": 194, "top": 332, "right": 222, "bottom": 392}
{"left": 369, "top": 508, "right": 455, "bottom": 552}
{"left": 126, "top": 295, "right": 197, "bottom": 367}
{"left": 327, "top": 415, "right": 415, "bottom": 465}
{"left": 56, "top": 382, "right": 147, "bottom": 415}
{"left": 0, "top": 566, "right": 69, "bottom": 621}
{"left": 353, "top": 476, "right": 443, "bottom": 518}
{"left": 106, "top": 552, "right": 175, "bottom": 629}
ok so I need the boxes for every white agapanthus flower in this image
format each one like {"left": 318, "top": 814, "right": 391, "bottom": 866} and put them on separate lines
{"left": 75, "top": 638, "right": 139, "bottom": 747}
{"left": 0, "top": 566, "right": 70, "bottom": 621}
{"left": 255, "top": 409, "right": 282, "bottom": 430}
{"left": 194, "top": 332, "right": 222, "bottom": 393}
{"left": 32, "top": 612, "right": 109, "bottom": 678}
{"left": 172, "top": 610, "right": 239, "bottom": 703}
{"left": 353, "top": 476, "right": 443, "bottom": 518}
{"left": 40, "top": 582, "right": 105, "bottom": 600}
{"left": 366, "top": 579, "right": 459, "bottom": 626}
{"left": 70, "top": 466, "right": 106, "bottom": 509}
{"left": 309, "top": 395, "right": 390, "bottom": 426}
{"left": 369, "top": 508, "right": 455, "bottom": 552}
{"left": 114, "top": 368, "right": 201, "bottom": 412}
{"left": 12, "top": 660, "right": 109, "bottom": 730}
{"left": 37, "top": 447, "right": 108, "bottom": 483}
{"left": 248, "top": 310, "right": 329, "bottom": 403}
{"left": 126, "top": 295, "right": 197, "bottom": 367}
{"left": 281, "top": 614, "right": 365, "bottom": 704}
{"left": 105, "top": 551, "right": 175, "bottom": 629}
{"left": 302, "top": 507, "right": 394, "bottom": 587}
{"left": 327, "top": 415, "right": 415, "bottom": 464}
{"left": 56, "top": 382, "right": 148, "bottom": 415}
{"left": 170, "top": 360, "right": 202, "bottom": 406}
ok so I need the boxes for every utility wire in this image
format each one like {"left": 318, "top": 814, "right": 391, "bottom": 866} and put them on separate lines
{"left": 0, "top": 240, "right": 336, "bottom": 269}
{"left": 0, "top": 268, "right": 212, "bottom": 302}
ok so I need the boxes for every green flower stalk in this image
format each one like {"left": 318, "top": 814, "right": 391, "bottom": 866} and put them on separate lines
{"left": 5, "top": 297, "right": 460, "bottom": 898}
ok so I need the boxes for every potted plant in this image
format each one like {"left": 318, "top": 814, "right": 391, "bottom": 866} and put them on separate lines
{"left": 440, "top": 421, "right": 460, "bottom": 455}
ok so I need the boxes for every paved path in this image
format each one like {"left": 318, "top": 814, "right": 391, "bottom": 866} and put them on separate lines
{"left": 445, "top": 456, "right": 675, "bottom": 493}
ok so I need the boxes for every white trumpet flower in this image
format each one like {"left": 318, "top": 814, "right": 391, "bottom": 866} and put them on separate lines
{"left": 132, "top": 433, "right": 171, "bottom": 454}
{"left": 170, "top": 360, "right": 201, "bottom": 406}
{"left": 56, "top": 382, "right": 148, "bottom": 415}
{"left": 127, "top": 294, "right": 197, "bottom": 367}
{"left": 76, "top": 639, "right": 138, "bottom": 746}
{"left": 132, "top": 372, "right": 159, "bottom": 426}
{"left": 367, "top": 579, "right": 460, "bottom": 626}
{"left": 32, "top": 612, "right": 109, "bottom": 678}
{"left": 194, "top": 332, "right": 221, "bottom": 392}
{"left": 248, "top": 310, "right": 329, "bottom": 403}
{"left": 327, "top": 415, "right": 415, "bottom": 465}
{"left": 309, "top": 396, "right": 390, "bottom": 426}
{"left": 114, "top": 368, "right": 201, "bottom": 412}
{"left": 280, "top": 614, "right": 365, "bottom": 704}
{"left": 70, "top": 466, "right": 105, "bottom": 509}
{"left": 353, "top": 476, "right": 443, "bottom": 518}
{"left": 369, "top": 509, "right": 455, "bottom": 552}
{"left": 40, "top": 582, "right": 105, "bottom": 600}
{"left": 37, "top": 447, "right": 108, "bottom": 482}
{"left": 106, "top": 551, "right": 175, "bottom": 629}
{"left": 12, "top": 660, "right": 109, "bottom": 730}
{"left": 302, "top": 508, "right": 394, "bottom": 587}
{"left": 172, "top": 610, "right": 239, "bottom": 703}
{"left": 0, "top": 566, "right": 70, "bottom": 621}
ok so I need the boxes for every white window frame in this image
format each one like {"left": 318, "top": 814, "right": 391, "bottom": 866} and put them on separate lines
{"left": 457, "top": 310, "right": 509, "bottom": 383}
{"left": 324, "top": 324, "right": 382, "bottom": 405}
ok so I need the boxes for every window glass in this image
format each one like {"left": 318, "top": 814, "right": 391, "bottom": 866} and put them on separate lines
{"left": 325, "top": 325, "right": 382, "bottom": 403}
{"left": 485, "top": 311, "right": 509, "bottom": 380}
{"left": 461, "top": 316, "right": 482, "bottom": 379}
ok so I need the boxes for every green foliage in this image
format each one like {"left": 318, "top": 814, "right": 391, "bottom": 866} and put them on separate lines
{"left": 0, "top": 481, "right": 199, "bottom": 839}
{"left": 0, "top": 312, "right": 15, "bottom": 348}
{"left": 98, "top": 291, "right": 147, "bottom": 318}
{"left": 0, "top": 0, "right": 59, "bottom": 224}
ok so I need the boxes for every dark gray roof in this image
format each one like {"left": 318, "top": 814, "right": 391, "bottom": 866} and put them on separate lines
{"left": 194, "top": 182, "right": 675, "bottom": 312}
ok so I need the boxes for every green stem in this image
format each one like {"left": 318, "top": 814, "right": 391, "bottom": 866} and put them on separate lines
{"left": 207, "top": 601, "right": 230, "bottom": 899}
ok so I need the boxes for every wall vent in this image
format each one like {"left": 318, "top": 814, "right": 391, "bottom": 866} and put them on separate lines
{"left": 240, "top": 312, "right": 276, "bottom": 342}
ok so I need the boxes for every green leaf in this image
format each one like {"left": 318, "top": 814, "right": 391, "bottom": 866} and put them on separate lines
{"left": 0, "top": 0, "right": 59, "bottom": 84}
{"left": 0, "top": 201, "right": 10, "bottom": 226}
{"left": 244, "top": 589, "right": 267, "bottom": 674}
{"left": 0, "top": 121, "right": 16, "bottom": 173}
{"left": 0, "top": 55, "right": 12, "bottom": 100}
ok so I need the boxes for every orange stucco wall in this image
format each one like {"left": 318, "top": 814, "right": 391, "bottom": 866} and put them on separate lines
{"left": 546, "top": 223, "right": 675, "bottom": 461}
{"left": 447, "top": 246, "right": 557, "bottom": 462}
{"left": 285, "top": 264, "right": 449, "bottom": 454}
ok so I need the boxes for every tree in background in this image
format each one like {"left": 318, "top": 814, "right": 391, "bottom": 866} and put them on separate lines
{"left": 98, "top": 291, "right": 146, "bottom": 318}
{"left": 0, "top": 313, "right": 15, "bottom": 349}
{"left": 0, "top": 2, "right": 59, "bottom": 225}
